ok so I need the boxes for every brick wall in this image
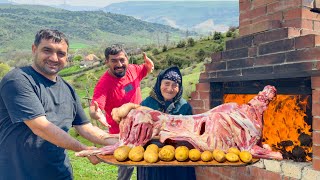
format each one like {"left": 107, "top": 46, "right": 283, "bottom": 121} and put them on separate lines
{"left": 312, "top": 76, "right": 320, "bottom": 171}
{"left": 239, "top": 0, "right": 318, "bottom": 36}
{"left": 198, "top": 27, "right": 320, "bottom": 83}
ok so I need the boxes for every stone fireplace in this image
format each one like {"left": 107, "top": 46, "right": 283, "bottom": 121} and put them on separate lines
{"left": 189, "top": 0, "right": 320, "bottom": 179}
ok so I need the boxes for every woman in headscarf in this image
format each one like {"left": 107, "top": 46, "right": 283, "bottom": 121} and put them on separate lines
{"left": 137, "top": 66, "right": 196, "bottom": 180}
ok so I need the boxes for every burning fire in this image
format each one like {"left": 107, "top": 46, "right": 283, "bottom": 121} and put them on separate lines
{"left": 224, "top": 94, "right": 312, "bottom": 161}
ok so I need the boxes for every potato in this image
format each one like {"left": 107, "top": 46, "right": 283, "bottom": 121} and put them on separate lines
{"left": 226, "top": 152, "right": 239, "bottom": 162}
{"left": 163, "top": 145, "right": 175, "bottom": 152}
{"left": 159, "top": 146, "right": 175, "bottom": 161}
{"left": 144, "top": 150, "right": 159, "bottom": 163}
{"left": 189, "top": 149, "right": 201, "bottom": 161}
{"left": 201, "top": 150, "right": 213, "bottom": 162}
{"left": 175, "top": 146, "right": 189, "bottom": 162}
{"left": 228, "top": 147, "right": 240, "bottom": 155}
{"left": 146, "top": 144, "right": 159, "bottom": 153}
{"left": 128, "top": 146, "right": 144, "bottom": 162}
{"left": 239, "top": 151, "right": 252, "bottom": 163}
{"left": 213, "top": 149, "right": 226, "bottom": 163}
{"left": 113, "top": 145, "right": 131, "bottom": 162}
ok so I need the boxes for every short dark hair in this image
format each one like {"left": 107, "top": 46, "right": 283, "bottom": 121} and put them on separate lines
{"left": 34, "top": 29, "right": 69, "bottom": 47}
{"left": 104, "top": 44, "right": 128, "bottom": 60}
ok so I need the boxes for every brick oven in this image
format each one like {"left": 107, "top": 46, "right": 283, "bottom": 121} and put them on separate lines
{"left": 189, "top": 0, "right": 320, "bottom": 179}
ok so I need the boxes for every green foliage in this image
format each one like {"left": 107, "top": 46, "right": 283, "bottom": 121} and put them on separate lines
{"left": 187, "top": 37, "right": 195, "bottom": 47}
{"left": 196, "top": 49, "right": 206, "bottom": 59}
{"left": 69, "top": 43, "right": 89, "bottom": 50}
{"left": 213, "top": 31, "right": 223, "bottom": 41}
{"left": 0, "top": 63, "right": 10, "bottom": 79}
{"left": 152, "top": 48, "right": 160, "bottom": 55}
{"left": 73, "top": 55, "right": 83, "bottom": 62}
{"left": 129, "top": 56, "right": 138, "bottom": 64}
{"left": 0, "top": 4, "right": 183, "bottom": 55}
{"left": 162, "top": 45, "right": 167, "bottom": 52}
{"left": 176, "top": 40, "right": 186, "bottom": 48}
{"left": 226, "top": 30, "right": 233, "bottom": 37}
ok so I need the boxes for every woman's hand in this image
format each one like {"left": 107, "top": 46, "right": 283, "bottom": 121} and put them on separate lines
{"left": 111, "top": 103, "right": 141, "bottom": 123}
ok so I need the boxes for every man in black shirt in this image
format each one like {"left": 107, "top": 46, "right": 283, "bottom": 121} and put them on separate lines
{"left": 0, "top": 29, "right": 116, "bottom": 180}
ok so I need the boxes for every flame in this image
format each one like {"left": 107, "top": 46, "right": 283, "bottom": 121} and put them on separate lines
{"left": 224, "top": 94, "right": 312, "bottom": 161}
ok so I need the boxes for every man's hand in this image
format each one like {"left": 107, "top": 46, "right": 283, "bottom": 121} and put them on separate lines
{"left": 143, "top": 52, "right": 154, "bottom": 74}
{"left": 86, "top": 146, "right": 101, "bottom": 165}
{"left": 92, "top": 101, "right": 110, "bottom": 127}
{"left": 87, "top": 155, "right": 101, "bottom": 165}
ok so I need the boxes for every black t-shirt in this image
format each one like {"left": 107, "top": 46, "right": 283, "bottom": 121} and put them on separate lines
{"left": 0, "top": 66, "right": 89, "bottom": 180}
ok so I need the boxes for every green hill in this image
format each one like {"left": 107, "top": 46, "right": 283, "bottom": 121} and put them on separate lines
{"left": 0, "top": 4, "right": 183, "bottom": 55}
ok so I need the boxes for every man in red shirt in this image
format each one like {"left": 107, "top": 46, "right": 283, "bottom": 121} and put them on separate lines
{"left": 89, "top": 44, "right": 154, "bottom": 179}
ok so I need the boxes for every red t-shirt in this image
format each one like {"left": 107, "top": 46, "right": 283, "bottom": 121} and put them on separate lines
{"left": 91, "top": 64, "right": 148, "bottom": 134}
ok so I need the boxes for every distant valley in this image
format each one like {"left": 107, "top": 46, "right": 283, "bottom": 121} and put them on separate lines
{"left": 103, "top": 1, "right": 239, "bottom": 33}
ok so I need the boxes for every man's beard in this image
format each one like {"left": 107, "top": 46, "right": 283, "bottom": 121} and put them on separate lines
{"left": 114, "top": 67, "right": 126, "bottom": 78}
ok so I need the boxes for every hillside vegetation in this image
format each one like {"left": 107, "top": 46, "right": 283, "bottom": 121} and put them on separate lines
{"left": 0, "top": 4, "right": 183, "bottom": 55}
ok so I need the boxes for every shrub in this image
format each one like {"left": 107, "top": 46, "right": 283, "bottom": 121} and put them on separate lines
{"left": 152, "top": 48, "right": 160, "bottom": 55}
{"left": 73, "top": 55, "right": 83, "bottom": 62}
{"left": 187, "top": 38, "right": 196, "bottom": 47}
{"left": 176, "top": 40, "right": 186, "bottom": 48}
{"left": 213, "top": 31, "right": 223, "bottom": 41}
{"left": 226, "top": 30, "right": 233, "bottom": 37}
{"left": 162, "top": 45, "right": 168, "bottom": 52}
{"left": 196, "top": 48, "right": 206, "bottom": 59}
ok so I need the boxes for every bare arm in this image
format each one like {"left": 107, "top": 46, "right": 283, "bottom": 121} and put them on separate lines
{"left": 74, "top": 123, "right": 118, "bottom": 146}
{"left": 24, "top": 116, "right": 87, "bottom": 152}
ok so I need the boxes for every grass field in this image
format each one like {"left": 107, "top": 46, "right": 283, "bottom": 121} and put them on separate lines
{"left": 69, "top": 43, "right": 90, "bottom": 50}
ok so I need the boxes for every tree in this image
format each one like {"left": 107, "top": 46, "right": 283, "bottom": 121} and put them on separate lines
{"left": 213, "top": 31, "right": 223, "bottom": 41}
{"left": 196, "top": 48, "right": 206, "bottom": 59}
{"left": 187, "top": 37, "right": 196, "bottom": 47}
{"left": 162, "top": 45, "right": 168, "bottom": 52}
{"left": 176, "top": 40, "right": 186, "bottom": 48}
{"left": 226, "top": 30, "right": 233, "bottom": 37}
{"left": 0, "top": 63, "right": 10, "bottom": 79}
{"left": 152, "top": 48, "right": 160, "bottom": 55}
{"left": 73, "top": 55, "right": 83, "bottom": 62}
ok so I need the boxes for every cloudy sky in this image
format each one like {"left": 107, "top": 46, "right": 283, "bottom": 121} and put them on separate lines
{"left": 11, "top": 0, "right": 238, "bottom": 7}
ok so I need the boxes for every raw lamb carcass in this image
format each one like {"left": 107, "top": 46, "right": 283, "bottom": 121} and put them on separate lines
{"left": 76, "top": 85, "right": 282, "bottom": 160}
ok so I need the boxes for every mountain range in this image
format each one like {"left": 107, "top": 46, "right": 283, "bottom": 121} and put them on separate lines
{"left": 0, "top": 4, "right": 183, "bottom": 55}
{"left": 103, "top": 1, "right": 239, "bottom": 33}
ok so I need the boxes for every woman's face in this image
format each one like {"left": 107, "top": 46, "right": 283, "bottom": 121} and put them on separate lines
{"left": 160, "top": 79, "right": 179, "bottom": 101}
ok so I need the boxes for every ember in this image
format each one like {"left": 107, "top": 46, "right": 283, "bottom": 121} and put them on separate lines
{"left": 224, "top": 94, "right": 312, "bottom": 162}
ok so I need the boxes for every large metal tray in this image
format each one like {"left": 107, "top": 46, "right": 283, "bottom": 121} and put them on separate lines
{"left": 97, "top": 154, "right": 259, "bottom": 167}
